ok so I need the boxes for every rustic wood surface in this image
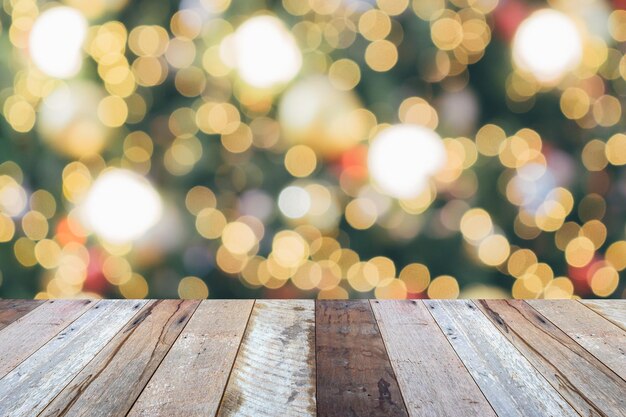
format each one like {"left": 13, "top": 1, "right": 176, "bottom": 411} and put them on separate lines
{"left": 0, "top": 299, "right": 623, "bottom": 417}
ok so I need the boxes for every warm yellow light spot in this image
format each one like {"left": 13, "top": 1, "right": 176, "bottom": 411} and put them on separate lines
{"left": 543, "top": 277, "right": 574, "bottom": 299}
{"left": 34, "top": 239, "right": 62, "bottom": 269}
{"left": 475, "top": 124, "right": 506, "bottom": 156}
{"left": 580, "top": 220, "right": 607, "bottom": 250}
{"left": 365, "top": 40, "right": 398, "bottom": 72}
{"left": 221, "top": 124, "right": 253, "bottom": 154}
{"left": 375, "top": 278, "right": 408, "bottom": 299}
{"left": 431, "top": 18, "right": 463, "bottom": 51}
{"left": 478, "top": 235, "right": 511, "bottom": 266}
{"left": 119, "top": 273, "right": 149, "bottom": 299}
{"left": 292, "top": 261, "right": 322, "bottom": 290}
{"left": 178, "top": 276, "right": 209, "bottom": 299}
{"left": 512, "top": 274, "right": 543, "bottom": 298}
{"left": 590, "top": 266, "right": 619, "bottom": 297}
{"left": 328, "top": 59, "right": 361, "bottom": 91}
{"left": 606, "top": 133, "right": 626, "bottom": 166}
{"left": 399, "top": 263, "right": 430, "bottom": 293}
{"left": 460, "top": 208, "right": 492, "bottom": 242}
{"left": 427, "top": 275, "right": 459, "bottom": 299}
{"left": 560, "top": 87, "right": 589, "bottom": 120}
{"left": 565, "top": 236, "right": 595, "bottom": 268}
{"left": 222, "top": 221, "right": 257, "bottom": 255}
{"left": 345, "top": 198, "right": 377, "bottom": 230}
{"left": 285, "top": 145, "right": 317, "bottom": 178}
{"left": 186, "top": 186, "right": 217, "bottom": 215}
{"left": 102, "top": 256, "right": 132, "bottom": 285}
{"left": 606, "top": 241, "right": 626, "bottom": 271}
{"left": 347, "top": 262, "right": 378, "bottom": 292}
{"left": 196, "top": 208, "right": 226, "bottom": 239}
{"left": 581, "top": 139, "right": 608, "bottom": 172}
{"left": 272, "top": 230, "right": 309, "bottom": 268}
{"left": 0, "top": 214, "right": 15, "bottom": 243}
{"left": 14, "top": 237, "right": 37, "bottom": 267}
{"left": 21, "top": 211, "right": 48, "bottom": 241}
{"left": 359, "top": 10, "right": 391, "bottom": 41}
{"left": 97, "top": 95, "right": 128, "bottom": 127}
{"left": 30, "top": 190, "right": 56, "bottom": 219}
{"left": 507, "top": 248, "right": 538, "bottom": 278}
{"left": 318, "top": 286, "right": 349, "bottom": 299}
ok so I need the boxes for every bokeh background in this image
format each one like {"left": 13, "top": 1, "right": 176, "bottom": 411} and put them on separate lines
{"left": 0, "top": 0, "right": 625, "bottom": 299}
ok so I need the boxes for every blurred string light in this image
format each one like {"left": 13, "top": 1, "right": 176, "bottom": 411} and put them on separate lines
{"left": 28, "top": 7, "right": 88, "bottom": 78}
{"left": 80, "top": 169, "right": 162, "bottom": 244}
{"left": 0, "top": 0, "right": 624, "bottom": 300}
{"left": 368, "top": 125, "right": 446, "bottom": 199}
{"left": 512, "top": 9, "right": 583, "bottom": 84}
{"left": 223, "top": 15, "right": 302, "bottom": 89}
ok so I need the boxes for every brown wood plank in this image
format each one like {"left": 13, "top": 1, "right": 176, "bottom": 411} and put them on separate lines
{"left": 38, "top": 300, "right": 199, "bottom": 417}
{"left": 426, "top": 300, "right": 579, "bottom": 417}
{"left": 580, "top": 300, "right": 626, "bottom": 331}
{"left": 0, "top": 299, "right": 45, "bottom": 330}
{"left": 371, "top": 300, "right": 497, "bottom": 417}
{"left": 477, "top": 300, "right": 626, "bottom": 417}
{"left": 0, "top": 299, "right": 147, "bottom": 417}
{"left": 216, "top": 300, "right": 316, "bottom": 417}
{"left": 128, "top": 300, "right": 254, "bottom": 417}
{"left": 528, "top": 300, "right": 626, "bottom": 380}
{"left": 0, "top": 299, "right": 95, "bottom": 378}
{"left": 316, "top": 300, "right": 408, "bottom": 417}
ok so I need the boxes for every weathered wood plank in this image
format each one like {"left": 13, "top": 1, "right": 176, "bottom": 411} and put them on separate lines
{"left": 580, "top": 299, "right": 626, "bottom": 332}
{"left": 371, "top": 300, "right": 496, "bottom": 417}
{"left": 477, "top": 300, "right": 626, "bottom": 417}
{"left": 0, "top": 299, "right": 147, "bottom": 417}
{"left": 528, "top": 300, "right": 626, "bottom": 380}
{"left": 39, "top": 300, "right": 199, "bottom": 417}
{"left": 316, "top": 300, "right": 408, "bottom": 417}
{"left": 0, "top": 299, "right": 94, "bottom": 378}
{"left": 426, "top": 300, "right": 579, "bottom": 417}
{"left": 216, "top": 300, "right": 316, "bottom": 417}
{"left": 0, "top": 300, "right": 44, "bottom": 330}
{"left": 128, "top": 300, "right": 254, "bottom": 417}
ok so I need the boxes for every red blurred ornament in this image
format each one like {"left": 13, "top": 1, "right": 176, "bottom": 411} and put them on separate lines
{"left": 493, "top": 0, "right": 530, "bottom": 42}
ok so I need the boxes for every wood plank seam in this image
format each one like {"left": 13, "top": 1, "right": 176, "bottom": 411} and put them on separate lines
{"left": 0, "top": 299, "right": 97, "bottom": 379}
{"left": 466, "top": 300, "right": 591, "bottom": 415}
{"left": 420, "top": 300, "right": 499, "bottom": 417}
{"left": 213, "top": 299, "right": 257, "bottom": 417}
{"left": 42, "top": 300, "right": 203, "bottom": 417}
{"left": 366, "top": 300, "right": 410, "bottom": 415}
{"left": 526, "top": 300, "right": 626, "bottom": 382}
{"left": 477, "top": 300, "right": 626, "bottom": 417}
{"left": 577, "top": 299, "right": 626, "bottom": 334}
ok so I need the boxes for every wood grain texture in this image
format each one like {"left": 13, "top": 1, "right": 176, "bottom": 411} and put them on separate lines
{"left": 316, "top": 300, "right": 408, "bottom": 417}
{"left": 0, "top": 299, "right": 94, "bottom": 378}
{"left": 39, "top": 300, "right": 199, "bottom": 417}
{"left": 216, "top": 300, "right": 316, "bottom": 417}
{"left": 0, "top": 299, "right": 44, "bottom": 330}
{"left": 528, "top": 299, "right": 626, "bottom": 380}
{"left": 580, "top": 299, "right": 626, "bottom": 331}
{"left": 128, "top": 300, "right": 254, "bottom": 417}
{"left": 478, "top": 300, "right": 626, "bottom": 417}
{"left": 371, "top": 300, "right": 496, "bottom": 417}
{"left": 426, "top": 300, "right": 579, "bottom": 417}
{"left": 0, "top": 299, "right": 147, "bottom": 417}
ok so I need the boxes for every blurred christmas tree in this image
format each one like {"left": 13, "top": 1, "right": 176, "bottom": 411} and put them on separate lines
{"left": 0, "top": 0, "right": 624, "bottom": 299}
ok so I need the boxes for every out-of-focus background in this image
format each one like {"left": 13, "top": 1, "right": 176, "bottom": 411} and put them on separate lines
{"left": 0, "top": 0, "right": 624, "bottom": 300}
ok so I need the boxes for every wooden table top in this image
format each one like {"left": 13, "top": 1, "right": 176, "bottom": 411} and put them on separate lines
{"left": 0, "top": 299, "right": 624, "bottom": 417}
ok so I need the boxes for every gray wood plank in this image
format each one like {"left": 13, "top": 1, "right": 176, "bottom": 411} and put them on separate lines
{"left": 528, "top": 300, "right": 626, "bottom": 380}
{"left": 371, "top": 300, "right": 497, "bottom": 417}
{"left": 478, "top": 300, "right": 626, "bottom": 417}
{"left": 0, "top": 300, "right": 45, "bottom": 330}
{"left": 426, "top": 300, "right": 579, "bottom": 417}
{"left": 39, "top": 300, "right": 199, "bottom": 417}
{"left": 128, "top": 300, "right": 254, "bottom": 417}
{"left": 0, "top": 299, "right": 147, "bottom": 417}
{"left": 580, "top": 300, "right": 626, "bottom": 331}
{"left": 0, "top": 299, "right": 94, "bottom": 378}
{"left": 216, "top": 300, "right": 316, "bottom": 417}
